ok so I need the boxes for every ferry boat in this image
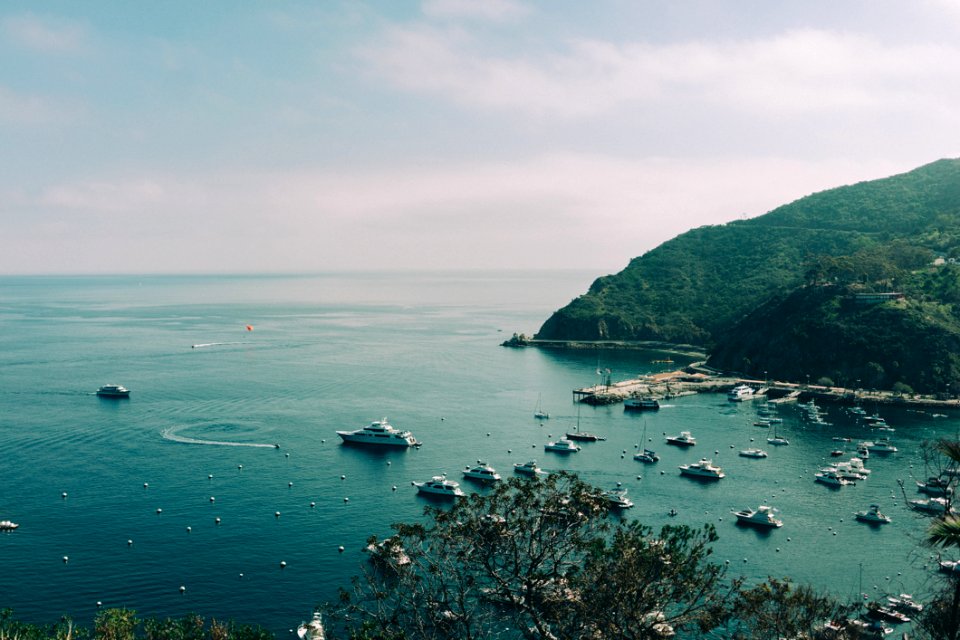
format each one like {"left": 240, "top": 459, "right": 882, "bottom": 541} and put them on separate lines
{"left": 727, "top": 384, "right": 756, "bottom": 401}
{"left": 733, "top": 505, "right": 782, "bottom": 528}
{"left": 665, "top": 431, "right": 696, "bottom": 447}
{"left": 624, "top": 397, "right": 660, "bottom": 411}
{"left": 463, "top": 462, "right": 501, "bottom": 482}
{"left": 413, "top": 475, "right": 465, "bottom": 498}
{"left": 336, "top": 418, "right": 418, "bottom": 447}
{"left": 96, "top": 384, "right": 130, "bottom": 398}
{"left": 678, "top": 458, "right": 724, "bottom": 480}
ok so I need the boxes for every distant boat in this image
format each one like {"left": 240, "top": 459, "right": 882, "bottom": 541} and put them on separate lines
{"left": 544, "top": 439, "right": 581, "bottom": 453}
{"left": 336, "top": 418, "right": 418, "bottom": 447}
{"left": 665, "top": 431, "right": 696, "bottom": 447}
{"left": 513, "top": 460, "right": 547, "bottom": 476}
{"left": 727, "top": 384, "right": 756, "bottom": 401}
{"left": 733, "top": 505, "right": 782, "bottom": 528}
{"left": 533, "top": 393, "right": 550, "bottom": 420}
{"left": 96, "top": 384, "right": 130, "bottom": 398}
{"left": 855, "top": 504, "right": 891, "bottom": 524}
{"left": 679, "top": 458, "right": 724, "bottom": 480}
{"left": 565, "top": 403, "right": 605, "bottom": 441}
{"left": 624, "top": 397, "right": 660, "bottom": 411}
{"left": 0, "top": 520, "right": 19, "bottom": 531}
{"left": 738, "top": 448, "right": 768, "bottom": 459}
{"left": 634, "top": 421, "right": 659, "bottom": 463}
{"left": 462, "top": 462, "right": 501, "bottom": 483}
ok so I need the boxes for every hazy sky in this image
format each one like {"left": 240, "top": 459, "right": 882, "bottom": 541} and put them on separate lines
{"left": 3, "top": 0, "right": 960, "bottom": 275}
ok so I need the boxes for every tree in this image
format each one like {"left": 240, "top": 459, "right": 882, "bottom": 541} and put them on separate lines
{"left": 331, "top": 473, "right": 740, "bottom": 639}
{"left": 918, "top": 439, "right": 960, "bottom": 640}
{"left": 726, "top": 578, "right": 858, "bottom": 639}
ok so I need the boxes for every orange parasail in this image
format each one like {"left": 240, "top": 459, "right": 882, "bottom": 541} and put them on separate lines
{"left": 245, "top": 325, "right": 254, "bottom": 331}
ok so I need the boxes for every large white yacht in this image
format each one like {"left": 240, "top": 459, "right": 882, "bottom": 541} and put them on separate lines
{"left": 727, "top": 384, "right": 756, "bottom": 401}
{"left": 600, "top": 486, "right": 634, "bottom": 509}
{"left": 413, "top": 475, "right": 465, "bottom": 497}
{"left": 733, "top": 505, "right": 782, "bottom": 528}
{"left": 96, "top": 384, "right": 130, "bottom": 398}
{"left": 336, "top": 418, "right": 418, "bottom": 447}
{"left": 513, "top": 460, "right": 547, "bottom": 476}
{"left": 665, "top": 431, "right": 696, "bottom": 447}
{"left": 463, "top": 462, "right": 501, "bottom": 482}
{"left": 679, "top": 458, "right": 724, "bottom": 480}
{"left": 544, "top": 439, "right": 581, "bottom": 453}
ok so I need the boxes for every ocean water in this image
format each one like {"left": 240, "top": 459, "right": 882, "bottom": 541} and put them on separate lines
{"left": 0, "top": 272, "right": 956, "bottom": 634}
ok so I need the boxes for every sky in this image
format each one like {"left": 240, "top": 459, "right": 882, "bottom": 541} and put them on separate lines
{"left": 3, "top": 0, "right": 960, "bottom": 275}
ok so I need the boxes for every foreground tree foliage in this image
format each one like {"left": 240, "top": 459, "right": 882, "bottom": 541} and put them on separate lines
{"left": 328, "top": 473, "right": 857, "bottom": 640}
{"left": 0, "top": 608, "right": 273, "bottom": 640}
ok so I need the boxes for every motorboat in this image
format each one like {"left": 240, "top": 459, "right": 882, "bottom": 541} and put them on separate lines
{"left": 738, "top": 448, "right": 768, "bottom": 458}
{"left": 940, "top": 559, "right": 960, "bottom": 574}
{"left": 822, "top": 464, "right": 867, "bottom": 482}
{"left": 533, "top": 393, "right": 550, "bottom": 420}
{"left": 886, "top": 594, "right": 923, "bottom": 614}
{"left": 297, "top": 611, "right": 326, "bottom": 640}
{"left": 909, "top": 497, "right": 953, "bottom": 515}
{"left": 413, "top": 475, "right": 465, "bottom": 498}
{"left": 865, "top": 604, "right": 910, "bottom": 624}
{"left": 634, "top": 448, "right": 660, "bottom": 463}
{"left": 678, "top": 458, "right": 724, "bottom": 480}
{"left": 365, "top": 536, "right": 412, "bottom": 568}
{"left": 336, "top": 418, "right": 418, "bottom": 447}
{"left": 866, "top": 438, "right": 898, "bottom": 454}
{"left": 0, "top": 520, "right": 19, "bottom": 531}
{"left": 917, "top": 476, "right": 952, "bottom": 496}
{"left": 544, "top": 439, "right": 581, "bottom": 453}
{"left": 463, "top": 462, "right": 501, "bottom": 482}
{"left": 600, "top": 486, "right": 634, "bottom": 509}
{"left": 843, "top": 457, "right": 871, "bottom": 475}
{"left": 513, "top": 460, "right": 547, "bottom": 476}
{"left": 96, "top": 384, "right": 130, "bottom": 398}
{"left": 753, "top": 420, "right": 771, "bottom": 427}
{"left": 733, "top": 505, "right": 782, "bottom": 528}
{"left": 624, "top": 397, "right": 660, "bottom": 411}
{"left": 727, "top": 384, "right": 756, "bottom": 401}
{"left": 830, "top": 450, "right": 845, "bottom": 457}
{"left": 855, "top": 504, "right": 891, "bottom": 524}
{"left": 665, "top": 431, "right": 696, "bottom": 447}
{"left": 815, "top": 470, "right": 852, "bottom": 486}
{"left": 766, "top": 435, "right": 790, "bottom": 446}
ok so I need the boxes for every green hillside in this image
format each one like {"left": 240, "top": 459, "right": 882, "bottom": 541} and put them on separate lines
{"left": 534, "top": 158, "right": 960, "bottom": 392}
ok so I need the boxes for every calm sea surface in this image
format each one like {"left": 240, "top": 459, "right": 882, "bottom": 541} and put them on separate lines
{"left": 0, "top": 272, "right": 956, "bottom": 634}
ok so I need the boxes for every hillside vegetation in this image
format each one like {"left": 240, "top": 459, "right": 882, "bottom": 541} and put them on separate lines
{"left": 535, "top": 158, "right": 960, "bottom": 393}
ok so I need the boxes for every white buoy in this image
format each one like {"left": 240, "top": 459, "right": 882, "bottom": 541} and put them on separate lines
{"left": 280, "top": 561, "right": 287, "bottom": 569}
{"left": 239, "top": 573, "right": 243, "bottom": 579}
{"left": 156, "top": 508, "right": 162, "bottom": 514}
{"left": 63, "top": 556, "right": 69, "bottom": 563}
{"left": 215, "top": 517, "right": 221, "bottom": 524}
{"left": 61, "top": 492, "right": 67, "bottom": 499}
{"left": 288, "top": 482, "right": 293, "bottom": 488}
{"left": 285, "top": 453, "right": 289, "bottom": 458}
{"left": 186, "top": 526, "right": 192, "bottom": 533}
{"left": 310, "top": 501, "right": 316, "bottom": 507}
{"left": 210, "top": 496, "right": 215, "bottom": 503}
{"left": 340, "top": 475, "right": 346, "bottom": 480}
{"left": 392, "top": 486, "right": 397, "bottom": 491}
{"left": 343, "top": 497, "right": 349, "bottom": 503}
{"left": 97, "top": 601, "right": 102, "bottom": 608}
{"left": 338, "top": 546, "right": 344, "bottom": 553}
{"left": 208, "top": 474, "right": 213, "bottom": 480}
{"left": 127, "top": 539, "right": 133, "bottom": 546}
{"left": 238, "top": 464, "right": 243, "bottom": 470}
{"left": 275, "top": 511, "right": 281, "bottom": 518}
{"left": 179, "top": 585, "right": 186, "bottom": 594}
{"left": 143, "top": 482, "right": 149, "bottom": 489}
{"left": 387, "top": 461, "right": 391, "bottom": 465}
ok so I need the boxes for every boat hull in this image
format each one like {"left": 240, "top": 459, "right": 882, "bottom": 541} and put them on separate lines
{"left": 337, "top": 433, "right": 415, "bottom": 447}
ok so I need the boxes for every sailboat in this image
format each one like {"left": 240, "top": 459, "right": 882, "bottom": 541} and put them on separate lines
{"left": 767, "top": 423, "right": 790, "bottom": 446}
{"left": 634, "top": 420, "right": 660, "bottom": 463}
{"left": 566, "top": 403, "right": 605, "bottom": 441}
{"left": 534, "top": 393, "right": 550, "bottom": 420}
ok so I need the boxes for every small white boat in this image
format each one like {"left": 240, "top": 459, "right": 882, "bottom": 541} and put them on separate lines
{"left": 727, "top": 384, "right": 756, "bottom": 401}
{"left": 917, "top": 477, "right": 952, "bottom": 496}
{"left": 413, "top": 475, "right": 465, "bottom": 497}
{"left": 600, "top": 486, "right": 634, "bottom": 509}
{"left": 96, "top": 384, "right": 130, "bottom": 398}
{"left": 297, "top": 611, "right": 326, "bottom": 640}
{"left": 665, "top": 431, "right": 696, "bottom": 447}
{"left": 766, "top": 436, "right": 790, "bottom": 446}
{"left": 886, "top": 594, "right": 923, "bottom": 614}
{"left": 866, "top": 438, "right": 898, "bottom": 454}
{"left": 513, "top": 460, "right": 547, "bottom": 476}
{"left": 365, "top": 536, "right": 411, "bottom": 567}
{"left": 738, "top": 448, "right": 768, "bottom": 458}
{"left": 463, "top": 462, "right": 501, "bottom": 482}
{"left": 678, "top": 458, "right": 724, "bottom": 480}
{"left": 940, "top": 559, "right": 960, "bottom": 574}
{"left": 0, "top": 520, "right": 19, "bottom": 531}
{"left": 533, "top": 393, "right": 550, "bottom": 420}
{"left": 634, "top": 448, "right": 660, "bottom": 463}
{"left": 337, "top": 418, "right": 418, "bottom": 447}
{"left": 815, "top": 470, "right": 852, "bottom": 486}
{"left": 909, "top": 497, "right": 953, "bottom": 515}
{"left": 733, "top": 505, "right": 782, "bottom": 528}
{"left": 855, "top": 504, "right": 891, "bottom": 524}
{"left": 544, "top": 439, "right": 581, "bottom": 453}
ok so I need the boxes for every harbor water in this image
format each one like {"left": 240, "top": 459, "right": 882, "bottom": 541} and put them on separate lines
{"left": 0, "top": 272, "right": 956, "bottom": 634}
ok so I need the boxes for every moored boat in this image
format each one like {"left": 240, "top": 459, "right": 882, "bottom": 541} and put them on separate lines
{"left": 679, "top": 458, "right": 724, "bottom": 480}
{"left": 413, "top": 475, "right": 465, "bottom": 497}
{"left": 337, "top": 418, "right": 418, "bottom": 447}
{"left": 665, "top": 431, "right": 696, "bottom": 447}
{"left": 297, "top": 611, "right": 326, "bottom": 640}
{"left": 463, "top": 462, "right": 501, "bottom": 482}
{"left": 815, "top": 470, "right": 852, "bottom": 487}
{"left": 733, "top": 505, "right": 782, "bottom": 528}
{"left": 738, "top": 448, "right": 768, "bottom": 458}
{"left": 513, "top": 460, "right": 547, "bottom": 476}
{"left": 855, "top": 504, "right": 891, "bottom": 524}
{"left": 96, "top": 384, "right": 130, "bottom": 398}
{"left": 634, "top": 448, "right": 660, "bottom": 463}
{"left": 600, "top": 486, "right": 634, "bottom": 509}
{"left": 544, "top": 439, "right": 581, "bottom": 453}
{"left": 0, "top": 520, "right": 19, "bottom": 531}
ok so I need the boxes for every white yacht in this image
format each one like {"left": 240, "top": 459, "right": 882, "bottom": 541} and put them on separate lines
{"left": 665, "top": 431, "right": 696, "bottom": 447}
{"left": 727, "top": 384, "right": 756, "bottom": 401}
{"left": 855, "top": 504, "right": 891, "bottom": 524}
{"left": 337, "top": 418, "right": 418, "bottom": 447}
{"left": 544, "top": 439, "right": 581, "bottom": 453}
{"left": 0, "top": 520, "right": 19, "bottom": 531}
{"left": 413, "top": 475, "right": 465, "bottom": 497}
{"left": 96, "top": 384, "right": 130, "bottom": 398}
{"left": 814, "top": 470, "right": 852, "bottom": 486}
{"left": 738, "top": 448, "right": 768, "bottom": 458}
{"left": 297, "top": 612, "right": 326, "bottom": 640}
{"left": 766, "top": 435, "right": 790, "bottom": 446}
{"left": 909, "top": 497, "right": 953, "bottom": 515}
{"left": 866, "top": 438, "right": 898, "bottom": 454}
{"left": 733, "top": 505, "right": 782, "bottom": 528}
{"left": 679, "top": 458, "right": 724, "bottom": 480}
{"left": 463, "top": 462, "right": 501, "bottom": 482}
{"left": 600, "top": 487, "right": 634, "bottom": 509}
{"left": 917, "top": 477, "right": 953, "bottom": 496}
{"left": 513, "top": 460, "right": 547, "bottom": 476}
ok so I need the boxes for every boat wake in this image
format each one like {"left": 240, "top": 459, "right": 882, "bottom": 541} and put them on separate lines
{"left": 191, "top": 342, "right": 246, "bottom": 349}
{"left": 162, "top": 425, "right": 277, "bottom": 448}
